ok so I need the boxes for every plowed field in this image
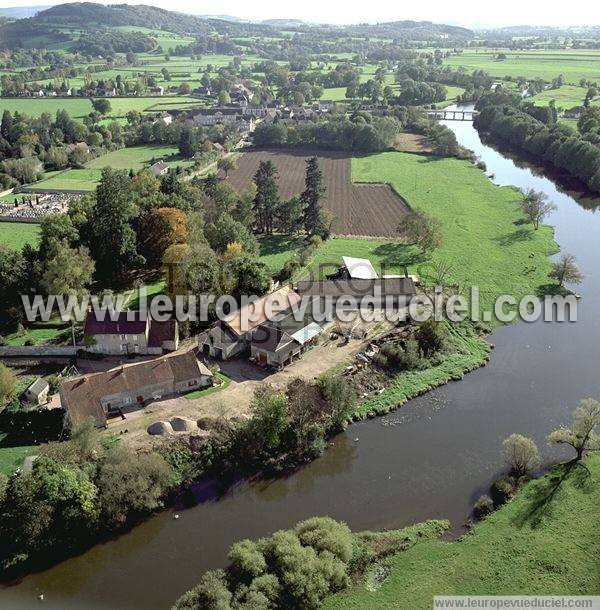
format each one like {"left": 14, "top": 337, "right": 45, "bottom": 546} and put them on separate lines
{"left": 225, "top": 149, "right": 410, "bottom": 237}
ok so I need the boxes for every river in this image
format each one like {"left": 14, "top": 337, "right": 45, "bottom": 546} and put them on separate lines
{"left": 2, "top": 105, "right": 599, "bottom": 610}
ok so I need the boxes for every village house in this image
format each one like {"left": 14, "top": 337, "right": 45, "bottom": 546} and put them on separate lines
{"left": 149, "top": 160, "right": 169, "bottom": 177}
{"left": 23, "top": 378, "right": 50, "bottom": 406}
{"left": 60, "top": 351, "right": 213, "bottom": 427}
{"left": 193, "top": 85, "right": 212, "bottom": 97}
{"left": 83, "top": 310, "right": 178, "bottom": 355}
{"left": 150, "top": 86, "right": 164, "bottom": 96}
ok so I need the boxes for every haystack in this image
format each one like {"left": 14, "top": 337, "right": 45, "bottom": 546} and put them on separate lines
{"left": 170, "top": 416, "right": 198, "bottom": 432}
{"left": 147, "top": 421, "right": 174, "bottom": 436}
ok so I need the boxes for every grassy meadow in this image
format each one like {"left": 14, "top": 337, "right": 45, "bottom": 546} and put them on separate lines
{"left": 351, "top": 152, "right": 558, "bottom": 312}
{"left": 0, "top": 435, "right": 37, "bottom": 476}
{"left": 443, "top": 49, "right": 600, "bottom": 83}
{"left": 0, "top": 221, "right": 40, "bottom": 250}
{"left": 324, "top": 453, "right": 600, "bottom": 609}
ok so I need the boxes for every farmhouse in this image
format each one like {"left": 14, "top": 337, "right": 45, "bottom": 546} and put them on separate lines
{"left": 149, "top": 160, "right": 169, "bottom": 177}
{"left": 197, "top": 285, "right": 303, "bottom": 360}
{"left": 60, "top": 351, "right": 213, "bottom": 427}
{"left": 150, "top": 86, "right": 164, "bottom": 96}
{"left": 83, "top": 310, "right": 178, "bottom": 355}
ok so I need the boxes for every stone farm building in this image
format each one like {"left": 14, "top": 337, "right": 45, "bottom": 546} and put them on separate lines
{"left": 60, "top": 351, "right": 213, "bottom": 427}
{"left": 198, "top": 260, "right": 417, "bottom": 368}
{"left": 83, "top": 311, "right": 178, "bottom": 355}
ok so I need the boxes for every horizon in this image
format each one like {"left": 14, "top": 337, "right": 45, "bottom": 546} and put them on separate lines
{"left": 1, "top": 0, "right": 600, "bottom": 29}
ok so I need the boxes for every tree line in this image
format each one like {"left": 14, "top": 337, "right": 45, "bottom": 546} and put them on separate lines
{"left": 474, "top": 92, "right": 600, "bottom": 194}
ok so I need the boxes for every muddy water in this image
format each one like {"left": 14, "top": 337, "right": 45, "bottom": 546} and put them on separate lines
{"left": 2, "top": 106, "right": 599, "bottom": 610}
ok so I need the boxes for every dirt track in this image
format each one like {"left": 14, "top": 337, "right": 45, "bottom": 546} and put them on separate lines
{"left": 224, "top": 149, "right": 410, "bottom": 237}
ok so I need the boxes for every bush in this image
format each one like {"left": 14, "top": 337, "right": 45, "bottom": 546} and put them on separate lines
{"left": 473, "top": 495, "right": 494, "bottom": 520}
{"left": 173, "top": 569, "right": 232, "bottom": 610}
{"left": 415, "top": 320, "right": 447, "bottom": 357}
{"left": 374, "top": 338, "right": 423, "bottom": 372}
{"left": 175, "top": 517, "right": 355, "bottom": 610}
{"left": 491, "top": 475, "right": 518, "bottom": 507}
{"left": 294, "top": 517, "right": 354, "bottom": 563}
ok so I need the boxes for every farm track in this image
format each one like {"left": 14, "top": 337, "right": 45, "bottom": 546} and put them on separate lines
{"left": 224, "top": 149, "right": 410, "bottom": 237}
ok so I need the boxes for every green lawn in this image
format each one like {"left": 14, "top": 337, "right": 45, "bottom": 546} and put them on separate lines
{"left": 324, "top": 453, "right": 600, "bottom": 609}
{"left": 185, "top": 372, "right": 231, "bottom": 399}
{"left": 33, "top": 168, "right": 101, "bottom": 191}
{"left": 0, "top": 435, "right": 37, "bottom": 476}
{"left": 349, "top": 152, "right": 558, "bottom": 313}
{"left": 444, "top": 49, "right": 600, "bottom": 83}
{"left": 2, "top": 325, "right": 71, "bottom": 346}
{"left": 0, "top": 221, "right": 40, "bottom": 250}
{"left": 32, "top": 144, "right": 193, "bottom": 191}
{"left": 258, "top": 234, "right": 307, "bottom": 273}
{"left": 86, "top": 145, "right": 187, "bottom": 171}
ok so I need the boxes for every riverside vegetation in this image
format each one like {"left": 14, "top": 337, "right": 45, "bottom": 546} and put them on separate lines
{"left": 175, "top": 401, "right": 600, "bottom": 609}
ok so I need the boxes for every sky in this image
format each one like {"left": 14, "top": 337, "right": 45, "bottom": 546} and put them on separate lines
{"left": 2, "top": 0, "right": 600, "bottom": 29}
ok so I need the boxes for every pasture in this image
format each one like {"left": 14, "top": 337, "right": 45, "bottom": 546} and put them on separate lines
{"left": 32, "top": 144, "right": 194, "bottom": 191}
{"left": 530, "top": 85, "right": 600, "bottom": 109}
{"left": 225, "top": 149, "right": 410, "bottom": 237}
{"left": 0, "top": 221, "right": 40, "bottom": 249}
{"left": 443, "top": 49, "right": 600, "bottom": 83}
{"left": 86, "top": 144, "right": 189, "bottom": 171}
{"left": 0, "top": 95, "right": 204, "bottom": 120}
{"left": 352, "top": 152, "right": 557, "bottom": 310}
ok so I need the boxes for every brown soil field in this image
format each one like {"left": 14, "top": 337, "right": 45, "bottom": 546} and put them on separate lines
{"left": 394, "top": 132, "right": 434, "bottom": 154}
{"left": 223, "top": 149, "right": 410, "bottom": 237}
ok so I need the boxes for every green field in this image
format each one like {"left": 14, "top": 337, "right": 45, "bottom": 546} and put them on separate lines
{"left": 0, "top": 221, "right": 40, "bottom": 250}
{"left": 2, "top": 325, "right": 71, "bottom": 346}
{"left": 258, "top": 234, "right": 308, "bottom": 273}
{"left": 349, "top": 152, "right": 558, "bottom": 312}
{"left": 0, "top": 434, "right": 37, "bottom": 476}
{"left": 33, "top": 168, "right": 101, "bottom": 191}
{"left": 0, "top": 95, "right": 204, "bottom": 121}
{"left": 324, "top": 453, "right": 600, "bottom": 609}
{"left": 530, "top": 85, "right": 600, "bottom": 109}
{"left": 444, "top": 49, "right": 600, "bottom": 83}
{"left": 86, "top": 144, "right": 188, "bottom": 171}
{"left": 32, "top": 144, "right": 193, "bottom": 191}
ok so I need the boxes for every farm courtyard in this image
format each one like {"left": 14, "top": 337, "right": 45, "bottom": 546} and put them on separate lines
{"left": 225, "top": 149, "right": 411, "bottom": 237}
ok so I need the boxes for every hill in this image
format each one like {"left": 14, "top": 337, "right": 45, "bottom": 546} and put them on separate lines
{"left": 0, "top": 5, "right": 53, "bottom": 19}
{"left": 0, "top": 2, "right": 214, "bottom": 48}
{"left": 25, "top": 2, "right": 211, "bottom": 33}
{"left": 350, "top": 19, "right": 473, "bottom": 40}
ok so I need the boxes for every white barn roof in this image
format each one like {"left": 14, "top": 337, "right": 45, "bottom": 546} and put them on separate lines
{"left": 342, "top": 256, "right": 379, "bottom": 280}
{"left": 290, "top": 322, "right": 322, "bottom": 345}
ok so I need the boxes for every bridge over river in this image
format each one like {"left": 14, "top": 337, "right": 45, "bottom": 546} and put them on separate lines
{"left": 425, "top": 108, "right": 479, "bottom": 120}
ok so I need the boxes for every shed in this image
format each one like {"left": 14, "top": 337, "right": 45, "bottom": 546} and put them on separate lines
{"left": 24, "top": 378, "right": 50, "bottom": 406}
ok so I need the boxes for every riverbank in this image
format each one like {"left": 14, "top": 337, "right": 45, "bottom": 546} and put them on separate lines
{"left": 323, "top": 453, "right": 600, "bottom": 608}
{"left": 3, "top": 115, "right": 593, "bottom": 610}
